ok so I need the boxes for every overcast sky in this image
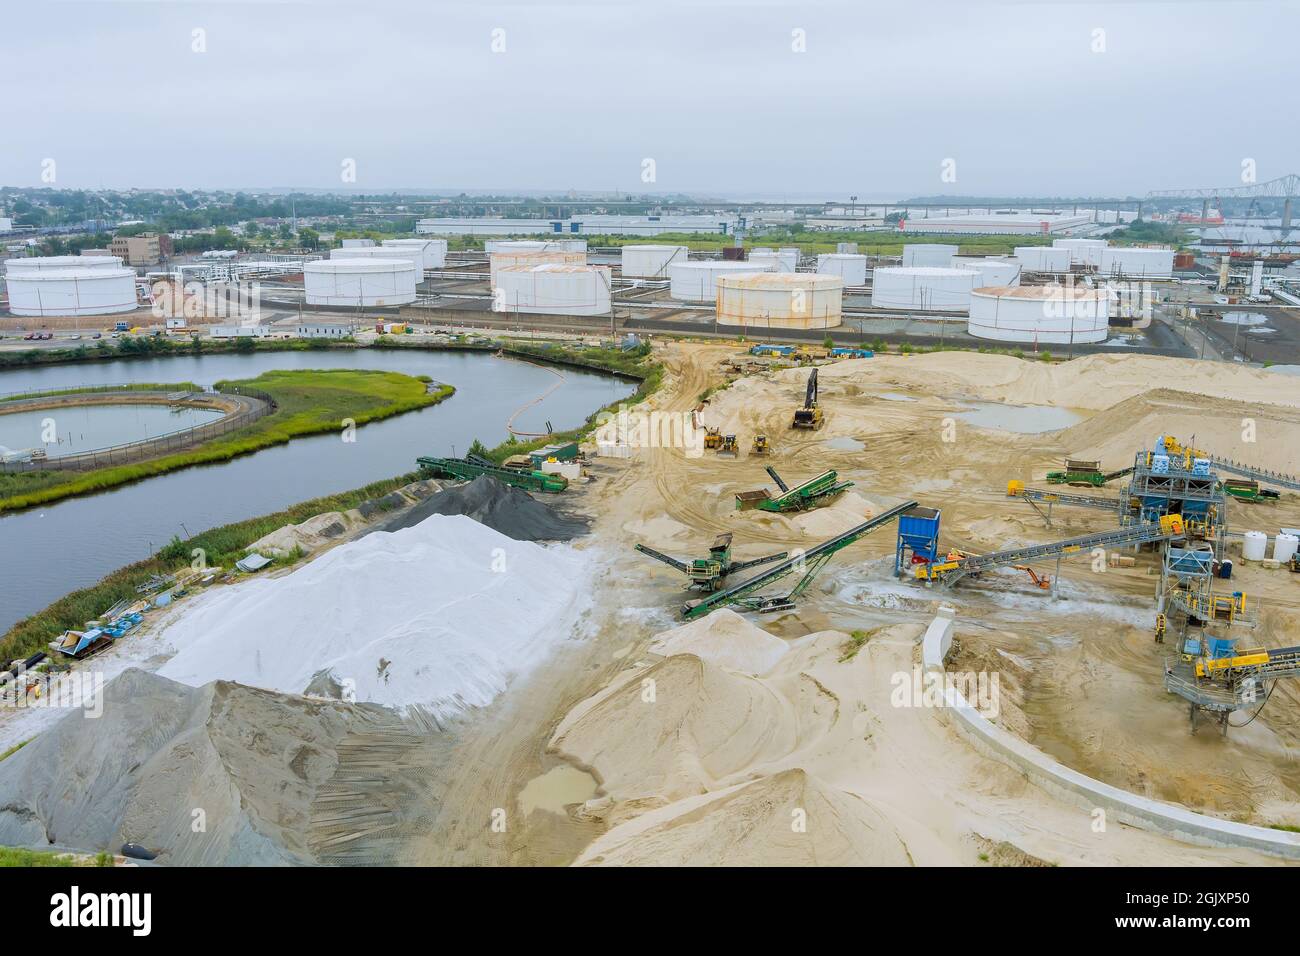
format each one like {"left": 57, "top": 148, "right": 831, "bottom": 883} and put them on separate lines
{"left": 2, "top": 0, "right": 1295, "bottom": 198}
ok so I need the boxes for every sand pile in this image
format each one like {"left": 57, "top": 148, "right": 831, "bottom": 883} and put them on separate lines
{"left": 788, "top": 490, "right": 880, "bottom": 540}
{"left": 0, "top": 669, "right": 356, "bottom": 865}
{"left": 575, "top": 768, "right": 912, "bottom": 866}
{"left": 248, "top": 510, "right": 355, "bottom": 558}
{"left": 647, "top": 608, "right": 789, "bottom": 674}
{"left": 157, "top": 514, "right": 588, "bottom": 717}
{"left": 549, "top": 654, "right": 804, "bottom": 804}
{"left": 380, "top": 475, "right": 589, "bottom": 541}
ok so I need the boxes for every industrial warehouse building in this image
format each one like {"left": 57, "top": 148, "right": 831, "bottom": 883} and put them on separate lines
{"left": 899, "top": 212, "right": 1093, "bottom": 235}
{"left": 417, "top": 214, "right": 739, "bottom": 237}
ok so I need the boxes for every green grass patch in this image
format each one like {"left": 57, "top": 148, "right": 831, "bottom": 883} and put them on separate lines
{"left": 0, "top": 739, "right": 29, "bottom": 762}
{"left": 0, "top": 847, "right": 114, "bottom": 867}
{"left": 0, "top": 369, "right": 453, "bottom": 513}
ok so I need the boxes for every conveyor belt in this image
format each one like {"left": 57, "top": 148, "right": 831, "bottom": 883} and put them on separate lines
{"left": 1017, "top": 487, "right": 1121, "bottom": 511}
{"left": 1208, "top": 456, "right": 1300, "bottom": 491}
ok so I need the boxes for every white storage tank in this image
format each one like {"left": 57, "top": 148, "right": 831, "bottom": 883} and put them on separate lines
{"left": 871, "top": 266, "right": 979, "bottom": 311}
{"left": 1242, "top": 531, "right": 1268, "bottom": 561}
{"left": 489, "top": 250, "right": 585, "bottom": 289}
{"left": 748, "top": 249, "right": 798, "bottom": 273}
{"left": 967, "top": 285, "right": 1110, "bottom": 344}
{"left": 1013, "top": 246, "right": 1072, "bottom": 272}
{"left": 304, "top": 259, "right": 418, "bottom": 307}
{"left": 328, "top": 246, "right": 424, "bottom": 278}
{"left": 950, "top": 257, "right": 1022, "bottom": 287}
{"left": 1053, "top": 238, "right": 1108, "bottom": 268}
{"left": 715, "top": 273, "right": 843, "bottom": 330}
{"left": 484, "top": 239, "right": 587, "bottom": 255}
{"left": 668, "top": 260, "right": 775, "bottom": 302}
{"left": 5, "top": 266, "right": 139, "bottom": 316}
{"left": 5, "top": 255, "right": 124, "bottom": 275}
{"left": 620, "top": 244, "right": 687, "bottom": 278}
{"left": 1273, "top": 533, "right": 1299, "bottom": 564}
{"left": 902, "top": 244, "right": 959, "bottom": 267}
{"left": 382, "top": 238, "right": 447, "bottom": 270}
{"left": 1099, "top": 247, "right": 1174, "bottom": 279}
{"left": 816, "top": 253, "right": 868, "bottom": 286}
{"left": 492, "top": 264, "right": 611, "bottom": 315}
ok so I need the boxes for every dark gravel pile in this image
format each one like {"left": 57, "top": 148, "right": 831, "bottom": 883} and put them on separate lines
{"left": 380, "top": 475, "right": 590, "bottom": 541}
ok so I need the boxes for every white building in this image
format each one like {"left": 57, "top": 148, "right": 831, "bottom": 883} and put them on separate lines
{"left": 417, "top": 214, "right": 739, "bottom": 237}
{"left": 901, "top": 212, "right": 1093, "bottom": 235}
{"left": 296, "top": 323, "right": 353, "bottom": 339}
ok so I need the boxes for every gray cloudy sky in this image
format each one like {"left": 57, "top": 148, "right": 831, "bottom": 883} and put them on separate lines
{"left": 2, "top": 0, "right": 1295, "bottom": 198}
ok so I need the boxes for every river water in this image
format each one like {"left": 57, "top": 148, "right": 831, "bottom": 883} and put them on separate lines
{"left": 0, "top": 349, "right": 636, "bottom": 633}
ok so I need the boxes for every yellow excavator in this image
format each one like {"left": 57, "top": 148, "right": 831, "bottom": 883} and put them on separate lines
{"left": 791, "top": 367, "right": 824, "bottom": 430}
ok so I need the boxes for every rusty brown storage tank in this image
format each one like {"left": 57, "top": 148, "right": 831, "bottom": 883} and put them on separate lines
{"left": 721, "top": 246, "right": 747, "bottom": 261}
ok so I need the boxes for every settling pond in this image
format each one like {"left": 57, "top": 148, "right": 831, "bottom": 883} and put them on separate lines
{"left": 0, "top": 349, "right": 637, "bottom": 633}
{"left": 0, "top": 403, "right": 227, "bottom": 458}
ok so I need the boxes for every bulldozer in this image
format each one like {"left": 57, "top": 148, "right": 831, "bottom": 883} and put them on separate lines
{"left": 703, "top": 427, "right": 722, "bottom": 450}
{"left": 791, "top": 367, "right": 824, "bottom": 430}
{"left": 751, "top": 434, "right": 771, "bottom": 456}
{"left": 718, "top": 434, "right": 739, "bottom": 457}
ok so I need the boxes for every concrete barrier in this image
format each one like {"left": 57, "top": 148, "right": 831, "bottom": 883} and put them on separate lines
{"left": 923, "top": 606, "right": 1300, "bottom": 860}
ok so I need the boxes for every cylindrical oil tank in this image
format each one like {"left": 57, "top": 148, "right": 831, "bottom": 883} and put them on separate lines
{"left": 328, "top": 246, "right": 424, "bottom": 278}
{"left": 381, "top": 238, "right": 447, "bottom": 269}
{"left": 484, "top": 239, "right": 587, "bottom": 255}
{"left": 816, "top": 253, "right": 867, "bottom": 286}
{"left": 304, "top": 259, "right": 418, "bottom": 307}
{"left": 902, "top": 244, "right": 959, "bottom": 267}
{"left": 5, "top": 255, "right": 124, "bottom": 275}
{"left": 950, "top": 257, "right": 1022, "bottom": 287}
{"left": 1242, "top": 531, "right": 1268, "bottom": 561}
{"left": 966, "top": 285, "right": 1111, "bottom": 344}
{"left": 715, "top": 273, "right": 843, "bottom": 329}
{"left": 489, "top": 250, "right": 585, "bottom": 288}
{"left": 1052, "top": 238, "right": 1107, "bottom": 267}
{"left": 620, "top": 244, "right": 687, "bottom": 278}
{"left": 492, "top": 264, "right": 611, "bottom": 315}
{"left": 5, "top": 267, "right": 139, "bottom": 316}
{"left": 1273, "top": 533, "right": 1299, "bottom": 564}
{"left": 748, "top": 249, "right": 798, "bottom": 273}
{"left": 871, "top": 266, "right": 978, "bottom": 311}
{"left": 668, "top": 260, "right": 775, "bottom": 302}
{"left": 1013, "top": 246, "right": 1072, "bottom": 272}
{"left": 1098, "top": 247, "right": 1174, "bottom": 278}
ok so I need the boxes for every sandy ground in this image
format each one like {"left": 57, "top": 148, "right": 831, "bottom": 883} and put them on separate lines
{"left": 403, "top": 343, "right": 1300, "bottom": 866}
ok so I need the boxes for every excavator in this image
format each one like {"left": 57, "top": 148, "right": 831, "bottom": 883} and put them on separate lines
{"left": 791, "top": 367, "right": 824, "bottom": 430}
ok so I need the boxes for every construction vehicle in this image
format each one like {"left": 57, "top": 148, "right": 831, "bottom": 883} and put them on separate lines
{"left": 635, "top": 533, "right": 788, "bottom": 592}
{"left": 703, "top": 427, "right": 723, "bottom": 451}
{"left": 791, "top": 367, "right": 824, "bottom": 430}
{"left": 680, "top": 501, "right": 918, "bottom": 619}
{"left": 736, "top": 465, "right": 852, "bottom": 513}
{"left": 1291, "top": 553, "right": 1300, "bottom": 573}
{"left": 718, "top": 434, "right": 739, "bottom": 457}
{"left": 1045, "top": 459, "right": 1134, "bottom": 487}
{"left": 416, "top": 454, "right": 568, "bottom": 493}
{"left": 750, "top": 434, "right": 771, "bottom": 456}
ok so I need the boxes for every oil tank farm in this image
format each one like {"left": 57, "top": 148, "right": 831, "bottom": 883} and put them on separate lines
{"left": 966, "top": 285, "right": 1111, "bottom": 344}
{"left": 620, "top": 244, "right": 687, "bottom": 278}
{"left": 1013, "top": 246, "right": 1072, "bottom": 273}
{"left": 748, "top": 248, "right": 799, "bottom": 272}
{"left": 816, "top": 253, "right": 867, "bottom": 285}
{"left": 305, "top": 259, "right": 418, "bottom": 307}
{"left": 5, "top": 265, "right": 139, "bottom": 316}
{"left": 902, "top": 244, "right": 959, "bottom": 267}
{"left": 381, "top": 238, "right": 447, "bottom": 269}
{"left": 715, "top": 273, "right": 843, "bottom": 330}
{"left": 489, "top": 249, "right": 585, "bottom": 288}
{"left": 484, "top": 239, "right": 587, "bottom": 255}
{"left": 1099, "top": 247, "right": 1174, "bottom": 278}
{"left": 1053, "top": 238, "right": 1107, "bottom": 268}
{"left": 492, "top": 264, "right": 611, "bottom": 315}
{"left": 328, "top": 246, "right": 425, "bottom": 276}
{"left": 5, "top": 255, "right": 125, "bottom": 274}
{"left": 668, "top": 259, "right": 775, "bottom": 302}
{"left": 950, "top": 257, "right": 1022, "bottom": 287}
{"left": 870, "top": 266, "right": 979, "bottom": 311}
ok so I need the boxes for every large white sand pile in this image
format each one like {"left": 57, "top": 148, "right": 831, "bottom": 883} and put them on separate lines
{"left": 647, "top": 608, "right": 788, "bottom": 674}
{"left": 575, "top": 768, "right": 912, "bottom": 866}
{"left": 158, "top": 514, "right": 588, "bottom": 717}
{"left": 549, "top": 654, "right": 811, "bottom": 803}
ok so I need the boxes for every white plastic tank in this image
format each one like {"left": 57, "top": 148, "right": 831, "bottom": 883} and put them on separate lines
{"left": 620, "top": 244, "right": 687, "bottom": 278}
{"left": 1273, "top": 533, "right": 1299, "bottom": 564}
{"left": 715, "top": 273, "right": 843, "bottom": 329}
{"left": 870, "top": 266, "right": 979, "bottom": 311}
{"left": 1099, "top": 247, "right": 1174, "bottom": 279}
{"left": 1242, "top": 531, "right": 1268, "bottom": 561}
{"left": 668, "top": 260, "right": 775, "bottom": 302}
{"left": 1053, "top": 238, "right": 1108, "bottom": 268}
{"left": 5, "top": 266, "right": 139, "bottom": 316}
{"left": 492, "top": 264, "right": 611, "bottom": 315}
{"left": 1013, "top": 246, "right": 1072, "bottom": 272}
{"left": 967, "top": 285, "right": 1110, "bottom": 343}
{"left": 748, "top": 249, "right": 798, "bottom": 273}
{"left": 5, "top": 255, "right": 124, "bottom": 275}
{"left": 902, "top": 244, "right": 959, "bottom": 267}
{"left": 381, "top": 238, "right": 447, "bottom": 269}
{"left": 950, "top": 257, "right": 1022, "bottom": 287}
{"left": 304, "top": 259, "right": 418, "bottom": 307}
{"left": 816, "top": 253, "right": 868, "bottom": 286}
